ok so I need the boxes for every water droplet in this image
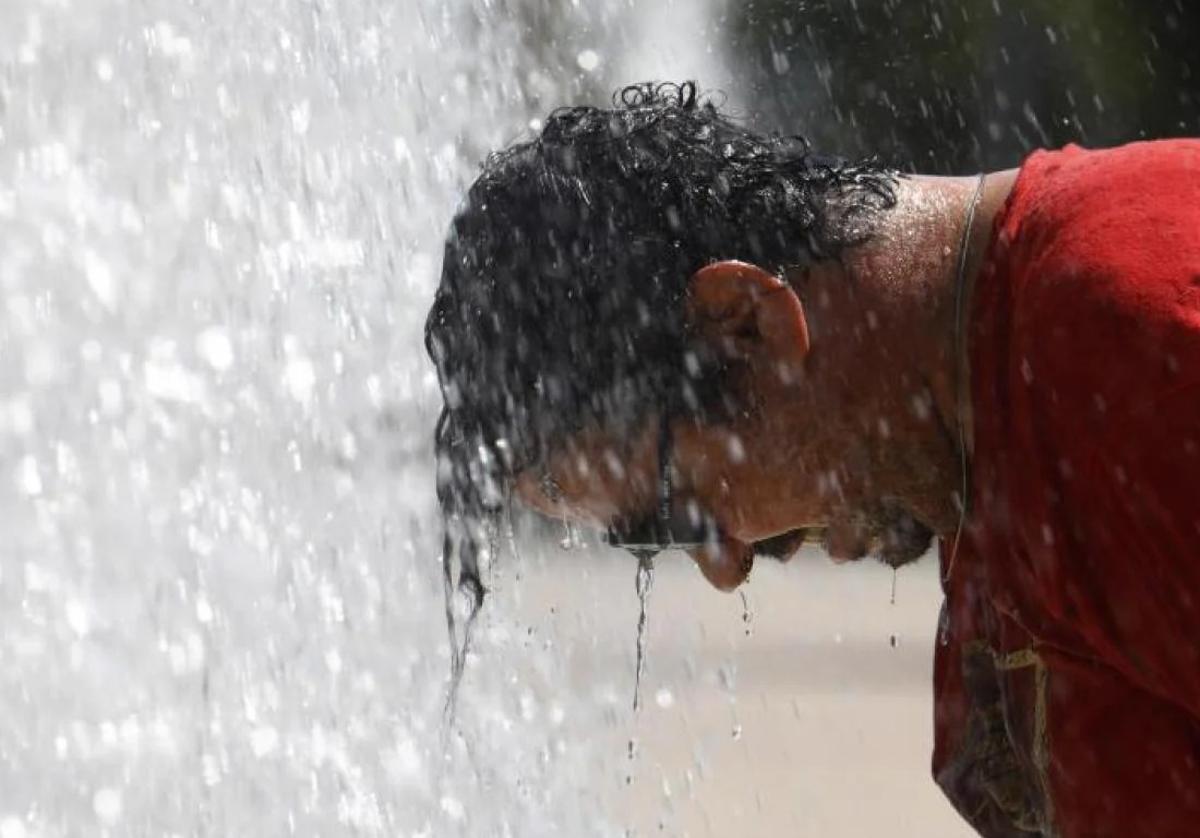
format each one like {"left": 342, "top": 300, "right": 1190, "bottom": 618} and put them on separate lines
{"left": 440, "top": 795, "right": 465, "bottom": 822}
{"left": 576, "top": 49, "right": 601, "bottom": 72}
{"left": 195, "top": 327, "right": 234, "bottom": 371}
{"left": 726, "top": 434, "right": 746, "bottom": 464}
{"left": 738, "top": 590, "right": 752, "bottom": 637}
{"left": 65, "top": 599, "right": 90, "bottom": 636}
{"left": 92, "top": 787, "right": 122, "bottom": 824}
{"left": 15, "top": 456, "right": 42, "bottom": 496}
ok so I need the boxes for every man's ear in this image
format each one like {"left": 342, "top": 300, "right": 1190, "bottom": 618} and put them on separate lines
{"left": 688, "top": 260, "right": 811, "bottom": 367}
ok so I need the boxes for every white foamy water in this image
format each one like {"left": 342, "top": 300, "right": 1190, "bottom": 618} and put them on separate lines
{"left": 0, "top": 0, "right": 701, "bottom": 834}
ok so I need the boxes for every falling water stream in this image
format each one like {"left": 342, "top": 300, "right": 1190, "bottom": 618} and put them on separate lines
{"left": 631, "top": 554, "right": 654, "bottom": 712}
{"left": 0, "top": 0, "right": 737, "bottom": 834}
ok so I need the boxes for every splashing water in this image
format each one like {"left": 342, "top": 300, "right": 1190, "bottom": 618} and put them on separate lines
{"left": 0, "top": 0, "right": 739, "bottom": 833}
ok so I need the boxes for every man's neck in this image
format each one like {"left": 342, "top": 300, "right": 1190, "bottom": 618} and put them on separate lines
{"left": 796, "top": 171, "right": 1017, "bottom": 533}
{"left": 953, "top": 169, "right": 1020, "bottom": 455}
{"left": 865, "top": 175, "right": 989, "bottom": 432}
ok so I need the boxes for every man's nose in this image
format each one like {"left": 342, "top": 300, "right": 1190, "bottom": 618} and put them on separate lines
{"left": 686, "top": 536, "right": 754, "bottom": 591}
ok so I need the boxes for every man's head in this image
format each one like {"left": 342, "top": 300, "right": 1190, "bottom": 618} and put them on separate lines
{"left": 425, "top": 82, "right": 908, "bottom": 652}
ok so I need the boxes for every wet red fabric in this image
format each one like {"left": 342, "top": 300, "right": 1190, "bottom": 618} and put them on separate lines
{"left": 933, "top": 140, "right": 1200, "bottom": 837}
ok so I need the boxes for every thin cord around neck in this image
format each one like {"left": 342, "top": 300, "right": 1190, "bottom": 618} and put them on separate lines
{"left": 943, "top": 173, "right": 987, "bottom": 585}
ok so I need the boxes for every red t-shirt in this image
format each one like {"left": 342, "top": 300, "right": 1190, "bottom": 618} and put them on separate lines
{"left": 933, "top": 140, "right": 1200, "bottom": 837}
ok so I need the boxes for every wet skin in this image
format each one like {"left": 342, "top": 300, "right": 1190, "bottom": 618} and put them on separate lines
{"left": 514, "top": 172, "right": 1018, "bottom": 591}
{"left": 514, "top": 261, "right": 927, "bottom": 589}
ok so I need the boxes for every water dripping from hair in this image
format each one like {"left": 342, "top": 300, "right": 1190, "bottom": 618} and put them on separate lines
{"left": 632, "top": 553, "right": 655, "bottom": 711}
{"left": 441, "top": 524, "right": 491, "bottom": 729}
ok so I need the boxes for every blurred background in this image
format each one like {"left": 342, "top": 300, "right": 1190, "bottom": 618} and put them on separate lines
{"left": 0, "top": 0, "right": 1194, "bottom": 835}
{"left": 726, "top": 0, "right": 1199, "bottom": 171}
{"left": 505, "top": 0, "right": 1200, "bottom": 169}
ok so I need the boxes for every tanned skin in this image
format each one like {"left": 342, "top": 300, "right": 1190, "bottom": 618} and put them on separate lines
{"left": 515, "top": 171, "right": 1018, "bottom": 590}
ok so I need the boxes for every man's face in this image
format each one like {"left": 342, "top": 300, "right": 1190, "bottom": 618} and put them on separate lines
{"left": 512, "top": 261, "right": 934, "bottom": 589}
{"left": 514, "top": 412, "right": 817, "bottom": 588}
{"left": 513, "top": 404, "right": 933, "bottom": 589}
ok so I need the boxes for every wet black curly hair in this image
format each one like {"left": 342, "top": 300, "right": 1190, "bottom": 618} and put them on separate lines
{"left": 425, "top": 81, "right": 897, "bottom": 690}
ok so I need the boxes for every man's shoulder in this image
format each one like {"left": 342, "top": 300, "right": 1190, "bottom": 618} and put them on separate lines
{"left": 973, "top": 138, "right": 1200, "bottom": 448}
{"left": 1012, "top": 138, "right": 1200, "bottom": 198}
{"left": 991, "top": 138, "right": 1200, "bottom": 351}
{"left": 997, "top": 139, "right": 1200, "bottom": 278}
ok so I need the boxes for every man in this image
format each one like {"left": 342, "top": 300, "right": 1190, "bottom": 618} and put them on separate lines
{"left": 425, "top": 81, "right": 1200, "bottom": 836}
